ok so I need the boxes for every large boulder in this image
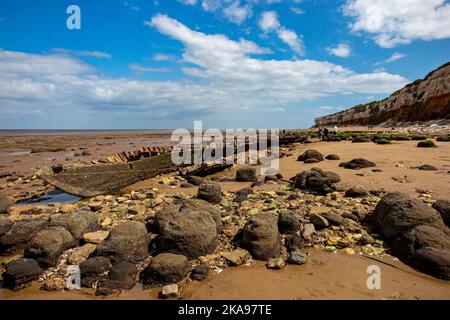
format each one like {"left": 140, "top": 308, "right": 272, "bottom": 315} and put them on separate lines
{"left": 24, "top": 226, "right": 75, "bottom": 267}
{"left": 410, "top": 247, "right": 450, "bottom": 280}
{"left": 197, "top": 182, "right": 222, "bottom": 204}
{"left": 154, "top": 198, "right": 222, "bottom": 234}
{"left": 390, "top": 225, "right": 450, "bottom": 261}
{"left": 297, "top": 149, "right": 323, "bottom": 163}
{"left": 49, "top": 211, "right": 97, "bottom": 240}
{"left": 433, "top": 200, "right": 450, "bottom": 227}
{"left": 238, "top": 212, "right": 281, "bottom": 260}
{"left": 0, "top": 219, "right": 48, "bottom": 254}
{"left": 95, "top": 221, "right": 150, "bottom": 263}
{"left": 80, "top": 256, "right": 113, "bottom": 288}
{"left": 339, "top": 158, "right": 376, "bottom": 170}
{"left": 236, "top": 167, "right": 257, "bottom": 182}
{"left": 141, "top": 253, "right": 188, "bottom": 285}
{"left": 157, "top": 209, "right": 217, "bottom": 259}
{"left": 292, "top": 168, "right": 340, "bottom": 194}
{"left": 2, "top": 258, "right": 43, "bottom": 290}
{"left": 372, "top": 192, "right": 447, "bottom": 239}
{"left": 0, "top": 194, "right": 12, "bottom": 214}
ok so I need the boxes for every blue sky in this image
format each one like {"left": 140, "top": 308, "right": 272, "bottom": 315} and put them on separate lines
{"left": 0, "top": 0, "right": 449, "bottom": 129}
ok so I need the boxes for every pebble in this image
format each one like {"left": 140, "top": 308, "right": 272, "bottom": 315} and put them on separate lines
{"left": 160, "top": 284, "right": 179, "bottom": 299}
{"left": 266, "top": 257, "right": 286, "bottom": 270}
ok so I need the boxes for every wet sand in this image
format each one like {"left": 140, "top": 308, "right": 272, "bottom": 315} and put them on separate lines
{"left": 2, "top": 251, "right": 449, "bottom": 300}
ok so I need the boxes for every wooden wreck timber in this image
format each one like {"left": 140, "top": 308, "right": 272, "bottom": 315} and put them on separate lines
{"left": 37, "top": 132, "right": 308, "bottom": 197}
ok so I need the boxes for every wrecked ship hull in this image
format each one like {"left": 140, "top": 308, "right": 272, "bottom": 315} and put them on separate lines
{"left": 38, "top": 153, "right": 179, "bottom": 197}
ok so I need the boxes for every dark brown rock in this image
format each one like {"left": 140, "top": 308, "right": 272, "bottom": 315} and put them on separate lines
{"left": 141, "top": 253, "right": 188, "bottom": 285}
{"left": 433, "top": 199, "right": 450, "bottom": 227}
{"left": 236, "top": 167, "right": 257, "bottom": 182}
{"left": 2, "top": 258, "right": 43, "bottom": 290}
{"left": 197, "top": 182, "right": 222, "bottom": 204}
{"left": 339, "top": 158, "right": 376, "bottom": 170}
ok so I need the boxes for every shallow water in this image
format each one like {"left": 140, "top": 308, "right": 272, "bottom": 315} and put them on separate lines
{"left": 16, "top": 189, "right": 81, "bottom": 205}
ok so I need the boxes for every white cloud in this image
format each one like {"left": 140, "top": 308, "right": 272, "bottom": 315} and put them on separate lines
{"left": 277, "top": 28, "right": 304, "bottom": 55}
{"left": 327, "top": 43, "right": 351, "bottom": 57}
{"left": 129, "top": 64, "right": 171, "bottom": 73}
{"left": 0, "top": 16, "right": 408, "bottom": 122}
{"left": 223, "top": 1, "right": 252, "bottom": 25}
{"left": 259, "top": 11, "right": 280, "bottom": 31}
{"left": 51, "top": 48, "right": 112, "bottom": 59}
{"left": 344, "top": 0, "right": 450, "bottom": 47}
{"left": 385, "top": 52, "right": 406, "bottom": 63}
{"left": 153, "top": 53, "right": 177, "bottom": 62}
{"left": 178, "top": 0, "right": 197, "bottom": 5}
{"left": 290, "top": 7, "right": 305, "bottom": 15}
{"left": 258, "top": 11, "right": 304, "bottom": 55}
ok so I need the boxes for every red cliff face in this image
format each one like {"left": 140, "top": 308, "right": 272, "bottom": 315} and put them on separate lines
{"left": 315, "top": 62, "right": 450, "bottom": 127}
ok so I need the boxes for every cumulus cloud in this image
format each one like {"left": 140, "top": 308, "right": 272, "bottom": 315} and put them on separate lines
{"left": 223, "top": 1, "right": 252, "bottom": 25}
{"left": 0, "top": 16, "right": 408, "bottom": 123}
{"left": 327, "top": 43, "right": 351, "bottom": 57}
{"left": 344, "top": 0, "right": 450, "bottom": 47}
{"left": 258, "top": 11, "right": 304, "bottom": 55}
{"left": 129, "top": 64, "right": 171, "bottom": 73}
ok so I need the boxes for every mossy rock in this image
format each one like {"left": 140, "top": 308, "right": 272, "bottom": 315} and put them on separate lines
{"left": 376, "top": 138, "right": 392, "bottom": 145}
{"left": 436, "top": 135, "right": 450, "bottom": 142}
{"left": 417, "top": 140, "right": 437, "bottom": 148}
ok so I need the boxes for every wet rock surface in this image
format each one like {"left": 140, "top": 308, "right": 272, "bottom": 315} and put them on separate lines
{"left": 2, "top": 258, "right": 43, "bottom": 290}
{"left": 237, "top": 212, "right": 281, "bottom": 261}
{"left": 339, "top": 158, "right": 376, "bottom": 170}
{"left": 141, "top": 253, "right": 188, "bottom": 285}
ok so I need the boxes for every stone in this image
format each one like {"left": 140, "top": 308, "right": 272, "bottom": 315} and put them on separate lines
{"left": 266, "top": 257, "right": 285, "bottom": 269}
{"left": 197, "top": 182, "right": 222, "bottom": 204}
{"left": 67, "top": 243, "right": 97, "bottom": 265}
{"left": 80, "top": 256, "right": 112, "bottom": 288}
{"left": 325, "top": 154, "right": 340, "bottom": 160}
{"left": 160, "top": 284, "right": 179, "bottom": 299}
{"left": 309, "top": 213, "right": 329, "bottom": 228}
{"left": 0, "top": 194, "right": 12, "bottom": 214}
{"left": 278, "top": 210, "right": 301, "bottom": 233}
{"left": 191, "top": 264, "right": 209, "bottom": 281}
{"left": 181, "top": 183, "right": 194, "bottom": 188}
{"left": 321, "top": 212, "right": 344, "bottom": 226}
{"left": 418, "top": 164, "right": 438, "bottom": 171}
{"left": 221, "top": 248, "right": 251, "bottom": 266}
{"left": 0, "top": 216, "right": 13, "bottom": 237}
{"left": 297, "top": 149, "right": 324, "bottom": 163}
{"left": 2, "top": 258, "right": 43, "bottom": 290}
{"left": 238, "top": 212, "right": 281, "bottom": 260}
{"left": 233, "top": 193, "right": 249, "bottom": 203}
{"left": 339, "top": 158, "right": 376, "bottom": 170}
{"left": 292, "top": 168, "right": 340, "bottom": 194}
{"left": 284, "top": 235, "right": 304, "bottom": 252}
{"left": 409, "top": 247, "right": 450, "bottom": 280}
{"left": 24, "top": 226, "right": 75, "bottom": 267}
{"left": 186, "top": 176, "right": 204, "bottom": 186}
{"left": 372, "top": 192, "right": 446, "bottom": 239}
{"left": 142, "top": 253, "right": 188, "bottom": 285}
{"left": 302, "top": 224, "right": 316, "bottom": 239}
{"left": 96, "top": 221, "right": 150, "bottom": 263}
{"left": 343, "top": 213, "right": 359, "bottom": 222}
{"left": 42, "top": 277, "right": 66, "bottom": 291}
{"left": 49, "top": 213, "right": 93, "bottom": 240}
{"left": 433, "top": 199, "right": 450, "bottom": 227}
{"left": 352, "top": 136, "right": 372, "bottom": 143}
{"left": 345, "top": 187, "right": 368, "bottom": 198}
{"left": 360, "top": 234, "right": 375, "bottom": 245}
{"left": 341, "top": 248, "right": 355, "bottom": 255}
{"left": 0, "top": 219, "right": 48, "bottom": 253}
{"left": 287, "top": 250, "right": 306, "bottom": 265}
{"left": 264, "top": 175, "right": 279, "bottom": 183}
{"left": 96, "top": 261, "right": 138, "bottom": 295}
{"left": 51, "top": 164, "right": 64, "bottom": 174}
{"left": 236, "top": 166, "right": 257, "bottom": 182}
{"left": 158, "top": 209, "right": 217, "bottom": 259}
{"left": 83, "top": 230, "right": 109, "bottom": 244}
